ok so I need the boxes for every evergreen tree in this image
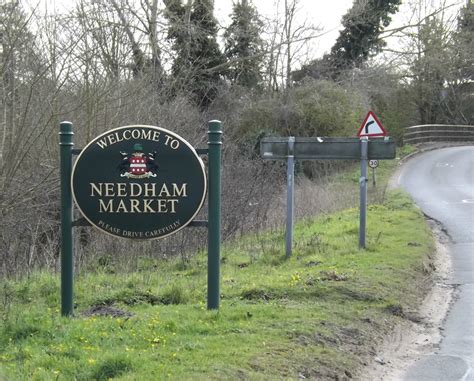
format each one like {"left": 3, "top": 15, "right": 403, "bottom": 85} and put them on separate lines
{"left": 224, "top": 0, "right": 264, "bottom": 88}
{"left": 1, "top": 1, "right": 39, "bottom": 171}
{"left": 404, "top": 2, "right": 473, "bottom": 125}
{"left": 410, "top": 17, "right": 451, "bottom": 124}
{"left": 446, "top": 1, "right": 473, "bottom": 123}
{"left": 329, "top": 0, "right": 401, "bottom": 73}
{"left": 453, "top": 2, "right": 473, "bottom": 83}
{"left": 293, "top": 0, "right": 401, "bottom": 81}
{"left": 164, "top": 0, "right": 225, "bottom": 107}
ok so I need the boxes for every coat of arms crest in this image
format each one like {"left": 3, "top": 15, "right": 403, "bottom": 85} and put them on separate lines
{"left": 119, "top": 143, "right": 158, "bottom": 178}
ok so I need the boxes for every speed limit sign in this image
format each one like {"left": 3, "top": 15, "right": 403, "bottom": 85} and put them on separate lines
{"left": 369, "top": 160, "right": 379, "bottom": 169}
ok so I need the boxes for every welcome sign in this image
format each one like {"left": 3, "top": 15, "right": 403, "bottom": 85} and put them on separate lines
{"left": 71, "top": 125, "right": 207, "bottom": 239}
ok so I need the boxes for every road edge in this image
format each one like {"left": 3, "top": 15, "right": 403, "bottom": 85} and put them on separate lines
{"left": 362, "top": 216, "right": 456, "bottom": 380}
{"left": 362, "top": 143, "right": 474, "bottom": 380}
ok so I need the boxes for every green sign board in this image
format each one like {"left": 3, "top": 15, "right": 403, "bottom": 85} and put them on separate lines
{"left": 72, "top": 125, "right": 207, "bottom": 239}
{"left": 260, "top": 137, "right": 396, "bottom": 160}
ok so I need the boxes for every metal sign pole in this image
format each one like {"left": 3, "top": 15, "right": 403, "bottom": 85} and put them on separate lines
{"left": 359, "top": 138, "right": 369, "bottom": 249}
{"left": 260, "top": 136, "right": 396, "bottom": 252}
{"left": 285, "top": 137, "right": 295, "bottom": 258}
{"left": 59, "top": 121, "right": 74, "bottom": 316}
{"left": 207, "top": 120, "right": 222, "bottom": 310}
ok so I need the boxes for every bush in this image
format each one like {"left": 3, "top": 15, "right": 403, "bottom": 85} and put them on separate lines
{"left": 291, "top": 79, "right": 367, "bottom": 137}
{"left": 159, "top": 283, "right": 189, "bottom": 305}
{"left": 88, "top": 356, "right": 133, "bottom": 380}
{"left": 234, "top": 79, "right": 367, "bottom": 139}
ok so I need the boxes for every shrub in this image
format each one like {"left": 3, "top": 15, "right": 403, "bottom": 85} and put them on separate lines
{"left": 88, "top": 356, "right": 133, "bottom": 380}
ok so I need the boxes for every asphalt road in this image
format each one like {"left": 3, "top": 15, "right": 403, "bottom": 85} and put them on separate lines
{"left": 398, "top": 146, "right": 474, "bottom": 381}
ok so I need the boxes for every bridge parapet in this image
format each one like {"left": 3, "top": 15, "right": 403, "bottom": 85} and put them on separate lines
{"left": 404, "top": 124, "right": 474, "bottom": 144}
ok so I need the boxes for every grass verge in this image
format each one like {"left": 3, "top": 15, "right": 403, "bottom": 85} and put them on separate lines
{"left": 0, "top": 203, "right": 433, "bottom": 379}
{"left": 0, "top": 145, "right": 433, "bottom": 380}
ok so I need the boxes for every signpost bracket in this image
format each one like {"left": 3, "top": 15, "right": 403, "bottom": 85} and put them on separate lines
{"left": 72, "top": 217, "right": 91, "bottom": 227}
{"left": 188, "top": 220, "right": 208, "bottom": 227}
{"left": 196, "top": 148, "right": 209, "bottom": 156}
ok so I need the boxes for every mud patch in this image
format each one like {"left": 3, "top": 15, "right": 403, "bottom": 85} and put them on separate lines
{"left": 319, "top": 270, "right": 348, "bottom": 281}
{"left": 241, "top": 288, "right": 280, "bottom": 301}
{"left": 94, "top": 289, "right": 161, "bottom": 306}
{"left": 297, "top": 366, "right": 353, "bottom": 380}
{"left": 82, "top": 305, "right": 134, "bottom": 318}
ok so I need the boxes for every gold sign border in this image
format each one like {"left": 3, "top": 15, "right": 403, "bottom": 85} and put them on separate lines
{"left": 71, "top": 125, "right": 207, "bottom": 240}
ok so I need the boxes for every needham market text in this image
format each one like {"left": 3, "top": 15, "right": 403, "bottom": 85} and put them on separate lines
{"left": 90, "top": 182, "right": 188, "bottom": 213}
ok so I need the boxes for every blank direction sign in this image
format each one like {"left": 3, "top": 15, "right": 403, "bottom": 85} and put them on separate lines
{"left": 260, "top": 135, "right": 397, "bottom": 252}
{"left": 260, "top": 137, "right": 396, "bottom": 160}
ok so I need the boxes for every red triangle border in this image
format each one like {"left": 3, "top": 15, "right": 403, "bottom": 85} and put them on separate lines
{"left": 357, "top": 111, "right": 387, "bottom": 137}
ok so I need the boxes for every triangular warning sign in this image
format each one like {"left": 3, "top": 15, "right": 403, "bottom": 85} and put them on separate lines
{"left": 357, "top": 111, "right": 387, "bottom": 138}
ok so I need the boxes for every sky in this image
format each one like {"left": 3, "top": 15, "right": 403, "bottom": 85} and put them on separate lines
{"left": 31, "top": 0, "right": 465, "bottom": 64}
{"left": 31, "top": 0, "right": 356, "bottom": 59}
{"left": 213, "top": 0, "right": 465, "bottom": 59}
{"left": 214, "top": 0, "right": 354, "bottom": 58}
